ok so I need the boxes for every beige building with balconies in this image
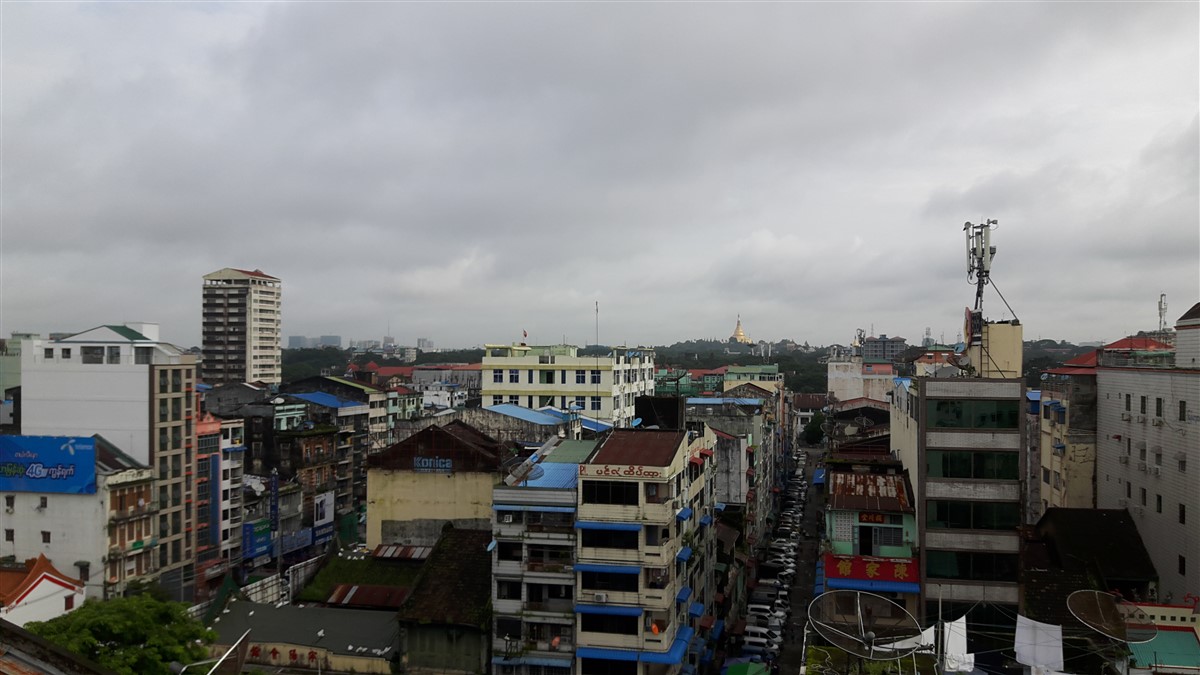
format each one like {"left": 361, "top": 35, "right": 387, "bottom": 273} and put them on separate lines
{"left": 202, "top": 268, "right": 282, "bottom": 386}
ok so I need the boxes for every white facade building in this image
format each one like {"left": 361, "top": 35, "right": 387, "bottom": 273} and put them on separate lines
{"left": 482, "top": 344, "right": 655, "bottom": 428}
{"left": 0, "top": 554, "right": 85, "bottom": 627}
{"left": 1096, "top": 303, "right": 1200, "bottom": 603}
{"left": 202, "top": 268, "right": 282, "bottom": 386}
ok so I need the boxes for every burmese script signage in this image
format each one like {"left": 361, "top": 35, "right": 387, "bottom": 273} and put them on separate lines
{"left": 578, "top": 464, "right": 662, "bottom": 479}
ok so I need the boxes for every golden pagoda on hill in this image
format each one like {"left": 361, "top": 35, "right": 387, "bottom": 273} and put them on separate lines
{"left": 730, "top": 315, "right": 752, "bottom": 344}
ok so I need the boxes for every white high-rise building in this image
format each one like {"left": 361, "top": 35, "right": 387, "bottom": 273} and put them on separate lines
{"left": 202, "top": 268, "right": 282, "bottom": 386}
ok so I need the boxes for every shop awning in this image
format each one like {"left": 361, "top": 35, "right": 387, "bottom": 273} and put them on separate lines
{"left": 575, "top": 604, "right": 643, "bottom": 616}
{"left": 575, "top": 521, "right": 641, "bottom": 531}
{"left": 699, "top": 515, "right": 713, "bottom": 527}
{"left": 689, "top": 602, "right": 704, "bottom": 617}
{"left": 494, "top": 504, "right": 576, "bottom": 513}
{"left": 711, "top": 619, "right": 725, "bottom": 640}
{"left": 826, "top": 578, "right": 920, "bottom": 594}
{"left": 676, "top": 586, "right": 692, "bottom": 603}
{"left": 641, "top": 626, "right": 694, "bottom": 664}
{"left": 689, "top": 456, "right": 704, "bottom": 467}
{"left": 576, "top": 647, "right": 639, "bottom": 661}
{"left": 676, "top": 546, "right": 693, "bottom": 562}
{"left": 575, "top": 563, "right": 640, "bottom": 575}
{"left": 699, "top": 448, "right": 714, "bottom": 457}
{"left": 676, "top": 507, "right": 694, "bottom": 521}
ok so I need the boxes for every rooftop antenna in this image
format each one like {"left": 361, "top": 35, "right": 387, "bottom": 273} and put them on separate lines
{"left": 964, "top": 219, "right": 998, "bottom": 312}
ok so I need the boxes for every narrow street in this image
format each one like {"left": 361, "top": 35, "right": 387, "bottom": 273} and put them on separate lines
{"left": 778, "top": 442, "right": 825, "bottom": 675}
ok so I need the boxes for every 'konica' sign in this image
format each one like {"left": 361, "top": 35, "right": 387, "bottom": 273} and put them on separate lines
{"left": 413, "top": 456, "right": 454, "bottom": 473}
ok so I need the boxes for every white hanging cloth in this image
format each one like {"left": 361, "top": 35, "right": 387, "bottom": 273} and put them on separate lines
{"left": 1015, "top": 614, "right": 1065, "bottom": 671}
{"left": 943, "top": 615, "right": 975, "bottom": 673}
{"left": 879, "top": 625, "right": 936, "bottom": 651}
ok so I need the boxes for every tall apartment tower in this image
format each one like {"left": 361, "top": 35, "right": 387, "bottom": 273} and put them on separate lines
{"left": 20, "top": 323, "right": 198, "bottom": 600}
{"left": 202, "top": 268, "right": 282, "bottom": 386}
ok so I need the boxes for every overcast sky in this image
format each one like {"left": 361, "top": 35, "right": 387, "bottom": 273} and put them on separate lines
{"left": 2, "top": 2, "right": 1196, "bottom": 351}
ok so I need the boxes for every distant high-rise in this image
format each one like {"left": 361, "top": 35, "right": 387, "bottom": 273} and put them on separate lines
{"left": 202, "top": 268, "right": 281, "bottom": 385}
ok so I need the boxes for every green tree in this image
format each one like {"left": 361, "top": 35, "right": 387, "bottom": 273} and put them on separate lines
{"left": 803, "top": 411, "right": 825, "bottom": 446}
{"left": 25, "top": 594, "right": 216, "bottom": 675}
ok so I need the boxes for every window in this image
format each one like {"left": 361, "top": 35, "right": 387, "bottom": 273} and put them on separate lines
{"left": 3, "top": 529, "right": 12, "bottom": 542}
{"left": 1155, "top": 451, "right": 1163, "bottom": 466}
{"left": 1053, "top": 471, "right": 1062, "bottom": 489}
{"left": 590, "top": 396, "right": 601, "bottom": 411}
{"left": 41, "top": 531, "right": 51, "bottom": 544}
{"left": 926, "top": 500, "right": 1020, "bottom": 530}
{"left": 81, "top": 346, "right": 104, "bottom": 364}
{"left": 581, "top": 480, "right": 639, "bottom": 505}
{"left": 927, "top": 450, "right": 1019, "bottom": 480}
{"left": 581, "top": 529, "right": 639, "bottom": 549}
{"left": 107, "top": 346, "right": 121, "bottom": 364}
{"left": 1181, "top": 458, "right": 1188, "bottom": 473}
{"left": 581, "top": 570, "right": 639, "bottom": 592}
{"left": 508, "top": 395, "right": 519, "bottom": 405}
{"left": 492, "top": 395, "right": 504, "bottom": 406}
{"left": 1181, "top": 504, "right": 1187, "bottom": 525}
{"left": 61, "top": 348, "right": 71, "bottom": 359}
{"left": 496, "top": 580, "right": 522, "bottom": 600}
{"left": 39, "top": 496, "right": 47, "bottom": 508}
{"left": 1180, "top": 555, "right": 1187, "bottom": 576}
{"left": 926, "top": 551, "right": 1018, "bottom": 582}
{"left": 874, "top": 527, "right": 903, "bottom": 547}
{"left": 1126, "top": 482, "right": 1132, "bottom": 499}
{"left": 1181, "top": 400, "right": 1189, "bottom": 422}
{"left": 1157, "top": 495, "right": 1163, "bottom": 513}
{"left": 574, "top": 396, "right": 586, "bottom": 410}
{"left": 1041, "top": 468, "right": 1050, "bottom": 484}
{"left": 4, "top": 495, "right": 12, "bottom": 508}
{"left": 65, "top": 595, "right": 74, "bottom": 611}
{"left": 492, "top": 369, "right": 503, "bottom": 383}
{"left": 44, "top": 347, "right": 54, "bottom": 359}
{"left": 1156, "top": 398, "right": 1164, "bottom": 417}
{"left": 1140, "top": 396, "right": 1147, "bottom": 414}
{"left": 590, "top": 370, "right": 601, "bottom": 384}
{"left": 927, "top": 399, "right": 1020, "bottom": 429}
{"left": 508, "top": 369, "right": 519, "bottom": 383}
{"left": 135, "top": 347, "right": 153, "bottom": 364}
{"left": 527, "top": 370, "right": 533, "bottom": 384}
{"left": 580, "top": 614, "right": 638, "bottom": 635}
{"left": 1125, "top": 394, "right": 1131, "bottom": 411}
{"left": 576, "top": 370, "right": 586, "bottom": 384}
{"left": 1140, "top": 487, "right": 1147, "bottom": 506}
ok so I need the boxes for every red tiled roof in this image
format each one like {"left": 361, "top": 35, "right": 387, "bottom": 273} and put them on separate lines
{"left": 0, "top": 555, "right": 82, "bottom": 608}
{"left": 710, "top": 427, "right": 737, "bottom": 440}
{"left": 1064, "top": 351, "right": 1098, "bottom": 367}
{"left": 390, "top": 385, "right": 419, "bottom": 395}
{"left": 1104, "top": 337, "right": 1172, "bottom": 351}
{"left": 376, "top": 366, "right": 415, "bottom": 378}
{"left": 231, "top": 268, "right": 279, "bottom": 280}
{"left": 1045, "top": 367, "right": 1096, "bottom": 376}
{"left": 792, "top": 393, "right": 825, "bottom": 410}
{"left": 590, "top": 430, "right": 686, "bottom": 467}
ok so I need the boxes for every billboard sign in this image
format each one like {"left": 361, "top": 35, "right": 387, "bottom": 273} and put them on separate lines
{"left": 0, "top": 436, "right": 97, "bottom": 494}
{"left": 242, "top": 519, "right": 273, "bottom": 558}
{"left": 313, "top": 491, "right": 335, "bottom": 527}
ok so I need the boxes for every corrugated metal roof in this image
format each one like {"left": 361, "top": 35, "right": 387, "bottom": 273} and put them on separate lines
{"left": 289, "top": 391, "right": 363, "bottom": 409}
{"left": 591, "top": 429, "right": 684, "bottom": 467}
{"left": 371, "top": 544, "right": 433, "bottom": 560}
{"left": 327, "top": 584, "right": 411, "bottom": 609}
{"left": 686, "top": 398, "right": 762, "bottom": 406}
{"left": 486, "top": 404, "right": 564, "bottom": 426}
{"left": 536, "top": 408, "right": 613, "bottom": 432}
{"left": 542, "top": 439, "right": 601, "bottom": 464}
{"left": 521, "top": 462, "right": 580, "bottom": 490}
{"left": 826, "top": 471, "right": 912, "bottom": 512}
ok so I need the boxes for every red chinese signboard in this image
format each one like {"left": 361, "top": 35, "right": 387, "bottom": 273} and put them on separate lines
{"left": 824, "top": 553, "right": 917, "bottom": 583}
{"left": 858, "top": 512, "right": 886, "bottom": 524}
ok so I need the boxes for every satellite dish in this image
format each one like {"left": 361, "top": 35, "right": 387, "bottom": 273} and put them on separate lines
{"left": 271, "top": 397, "right": 285, "bottom": 404}
{"left": 1067, "top": 590, "right": 1158, "bottom": 644}
{"left": 853, "top": 416, "right": 874, "bottom": 429}
{"left": 631, "top": 418, "right": 643, "bottom": 428}
{"left": 948, "top": 353, "right": 972, "bottom": 370}
{"left": 808, "top": 590, "right": 924, "bottom": 661}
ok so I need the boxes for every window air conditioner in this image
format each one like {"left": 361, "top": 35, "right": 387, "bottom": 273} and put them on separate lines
{"left": 501, "top": 514, "right": 514, "bottom": 524}
{"left": 1137, "top": 462, "right": 1147, "bottom": 471}
{"left": 1151, "top": 467, "right": 1162, "bottom": 477}
{"left": 593, "top": 592, "right": 608, "bottom": 603}
{"left": 1136, "top": 415, "right": 1147, "bottom": 423}
{"left": 1118, "top": 456, "right": 1129, "bottom": 465}
{"left": 1152, "top": 418, "right": 1164, "bottom": 427}
{"left": 1121, "top": 412, "right": 1132, "bottom": 421}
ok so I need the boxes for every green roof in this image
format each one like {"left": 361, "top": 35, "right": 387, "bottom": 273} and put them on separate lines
{"left": 1130, "top": 630, "right": 1200, "bottom": 668}
{"left": 104, "top": 324, "right": 149, "bottom": 340}
{"left": 542, "top": 439, "right": 601, "bottom": 463}
{"left": 325, "top": 376, "right": 380, "bottom": 393}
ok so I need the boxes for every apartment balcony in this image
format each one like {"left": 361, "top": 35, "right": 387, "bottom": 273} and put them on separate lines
{"left": 108, "top": 537, "right": 158, "bottom": 560}
{"left": 578, "top": 546, "right": 641, "bottom": 564}
{"left": 524, "top": 599, "right": 575, "bottom": 614}
{"left": 109, "top": 503, "right": 160, "bottom": 524}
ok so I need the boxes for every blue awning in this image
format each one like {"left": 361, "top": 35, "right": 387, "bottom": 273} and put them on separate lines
{"left": 689, "top": 601, "right": 704, "bottom": 617}
{"left": 1053, "top": 442, "right": 1066, "bottom": 449}
{"left": 715, "top": 502, "right": 727, "bottom": 511}
{"left": 494, "top": 504, "right": 576, "bottom": 513}
{"left": 826, "top": 578, "right": 921, "bottom": 594}
{"left": 575, "top": 604, "right": 643, "bottom": 616}
{"left": 577, "top": 646, "right": 639, "bottom": 662}
{"left": 491, "top": 656, "right": 574, "bottom": 668}
{"left": 676, "top": 546, "right": 693, "bottom": 562}
{"left": 575, "top": 520, "right": 642, "bottom": 531}
{"left": 640, "top": 626, "right": 694, "bottom": 664}
{"left": 812, "top": 468, "right": 826, "bottom": 485}
{"left": 711, "top": 619, "right": 725, "bottom": 641}
{"left": 575, "top": 563, "right": 640, "bottom": 575}
{"left": 699, "top": 514, "right": 713, "bottom": 527}
{"left": 676, "top": 507, "right": 694, "bottom": 521}
{"left": 676, "top": 586, "right": 692, "bottom": 603}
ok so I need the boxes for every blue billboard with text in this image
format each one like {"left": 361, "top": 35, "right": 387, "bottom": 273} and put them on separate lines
{"left": 0, "top": 436, "right": 97, "bottom": 494}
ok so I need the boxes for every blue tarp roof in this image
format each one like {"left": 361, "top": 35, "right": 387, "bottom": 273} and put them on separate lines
{"left": 536, "top": 407, "right": 614, "bottom": 432}
{"left": 576, "top": 563, "right": 641, "bottom": 575}
{"left": 487, "top": 403, "right": 567, "bottom": 426}
{"left": 576, "top": 521, "right": 642, "bottom": 532}
{"left": 520, "top": 462, "right": 580, "bottom": 490}
{"left": 289, "top": 391, "right": 362, "bottom": 409}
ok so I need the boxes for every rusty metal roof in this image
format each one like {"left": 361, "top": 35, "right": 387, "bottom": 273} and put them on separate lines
{"left": 590, "top": 429, "right": 685, "bottom": 467}
{"left": 371, "top": 544, "right": 433, "bottom": 560}
{"left": 327, "top": 584, "right": 411, "bottom": 609}
{"left": 826, "top": 471, "right": 913, "bottom": 512}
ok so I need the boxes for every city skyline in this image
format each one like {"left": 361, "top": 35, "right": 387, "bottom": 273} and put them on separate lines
{"left": 2, "top": 3, "right": 1196, "bottom": 349}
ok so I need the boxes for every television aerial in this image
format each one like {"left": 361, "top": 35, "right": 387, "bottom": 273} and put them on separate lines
{"left": 808, "top": 590, "right": 925, "bottom": 671}
{"left": 503, "top": 437, "right": 553, "bottom": 486}
{"left": 1067, "top": 590, "right": 1158, "bottom": 644}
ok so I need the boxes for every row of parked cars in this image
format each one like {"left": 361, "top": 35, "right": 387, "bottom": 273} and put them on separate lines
{"left": 738, "top": 469, "right": 812, "bottom": 660}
